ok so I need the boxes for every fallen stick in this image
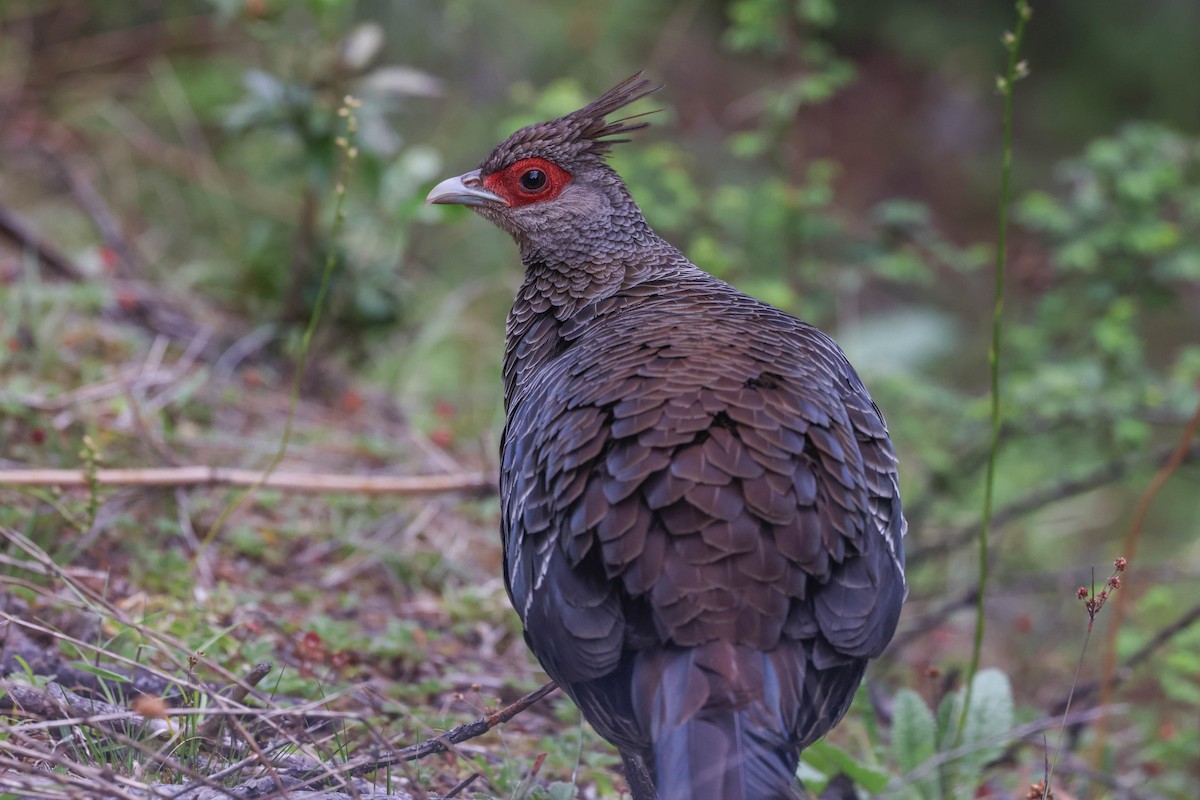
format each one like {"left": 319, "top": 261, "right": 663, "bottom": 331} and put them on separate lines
{"left": 342, "top": 681, "right": 559, "bottom": 777}
{"left": 0, "top": 467, "right": 496, "bottom": 496}
{"left": 0, "top": 203, "right": 83, "bottom": 281}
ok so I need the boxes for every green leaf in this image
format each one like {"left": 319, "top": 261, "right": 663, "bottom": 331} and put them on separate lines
{"left": 958, "top": 669, "right": 1014, "bottom": 779}
{"left": 11, "top": 654, "right": 39, "bottom": 686}
{"left": 1157, "top": 247, "right": 1200, "bottom": 280}
{"left": 1114, "top": 417, "right": 1152, "bottom": 448}
{"left": 729, "top": 131, "right": 768, "bottom": 159}
{"left": 801, "top": 739, "right": 890, "bottom": 794}
{"left": 795, "top": 757, "right": 829, "bottom": 791}
{"left": 892, "top": 689, "right": 937, "bottom": 774}
{"left": 799, "top": 0, "right": 837, "bottom": 27}
{"left": 1017, "top": 190, "right": 1073, "bottom": 235}
{"left": 196, "top": 622, "right": 243, "bottom": 654}
{"left": 871, "top": 198, "right": 932, "bottom": 230}
{"left": 71, "top": 662, "right": 132, "bottom": 684}
{"left": 546, "top": 781, "right": 578, "bottom": 800}
{"left": 1126, "top": 220, "right": 1180, "bottom": 254}
{"left": 892, "top": 689, "right": 941, "bottom": 800}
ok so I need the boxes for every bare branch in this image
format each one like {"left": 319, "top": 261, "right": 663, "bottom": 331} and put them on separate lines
{"left": 0, "top": 203, "right": 83, "bottom": 280}
{"left": 909, "top": 442, "right": 1200, "bottom": 566}
{"left": 342, "top": 681, "right": 559, "bottom": 777}
{"left": 0, "top": 467, "right": 496, "bottom": 496}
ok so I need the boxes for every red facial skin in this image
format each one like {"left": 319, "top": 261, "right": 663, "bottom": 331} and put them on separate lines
{"left": 482, "top": 157, "right": 572, "bottom": 207}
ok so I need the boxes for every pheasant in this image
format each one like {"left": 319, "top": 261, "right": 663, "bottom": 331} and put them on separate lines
{"left": 426, "top": 74, "right": 906, "bottom": 800}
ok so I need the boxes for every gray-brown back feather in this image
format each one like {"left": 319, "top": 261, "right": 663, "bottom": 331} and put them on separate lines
{"left": 500, "top": 256, "right": 905, "bottom": 772}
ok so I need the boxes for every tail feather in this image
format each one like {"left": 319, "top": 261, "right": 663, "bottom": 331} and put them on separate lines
{"left": 634, "top": 643, "right": 801, "bottom": 800}
{"left": 653, "top": 712, "right": 798, "bottom": 800}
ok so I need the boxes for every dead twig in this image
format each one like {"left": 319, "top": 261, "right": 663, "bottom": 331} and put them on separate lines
{"left": 909, "top": 441, "right": 1200, "bottom": 566}
{"left": 0, "top": 738, "right": 155, "bottom": 800}
{"left": 197, "top": 662, "right": 274, "bottom": 743}
{"left": 443, "top": 772, "right": 481, "bottom": 798}
{"left": 342, "top": 681, "right": 559, "bottom": 778}
{"left": 32, "top": 138, "right": 149, "bottom": 278}
{"left": 0, "top": 467, "right": 496, "bottom": 496}
{"left": 0, "top": 679, "right": 170, "bottom": 739}
{"left": 0, "top": 203, "right": 83, "bottom": 280}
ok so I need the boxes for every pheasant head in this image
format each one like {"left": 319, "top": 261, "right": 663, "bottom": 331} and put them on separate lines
{"left": 426, "top": 74, "right": 660, "bottom": 269}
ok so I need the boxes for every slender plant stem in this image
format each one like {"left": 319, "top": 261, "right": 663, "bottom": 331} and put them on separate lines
{"left": 959, "top": 0, "right": 1032, "bottom": 734}
{"left": 192, "top": 96, "right": 362, "bottom": 566}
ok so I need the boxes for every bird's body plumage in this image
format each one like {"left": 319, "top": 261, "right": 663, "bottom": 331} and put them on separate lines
{"left": 428, "top": 74, "right": 906, "bottom": 800}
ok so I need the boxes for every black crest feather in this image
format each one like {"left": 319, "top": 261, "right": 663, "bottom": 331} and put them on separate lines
{"left": 568, "top": 72, "right": 661, "bottom": 155}
{"left": 481, "top": 73, "right": 661, "bottom": 173}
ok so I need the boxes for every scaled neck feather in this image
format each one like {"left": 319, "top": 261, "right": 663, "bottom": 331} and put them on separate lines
{"left": 514, "top": 218, "right": 683, "bottom": 320}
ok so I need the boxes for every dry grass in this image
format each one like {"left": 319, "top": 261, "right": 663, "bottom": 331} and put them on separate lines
{"left": 0, "top": 307, "right": 615, "bottom": 799}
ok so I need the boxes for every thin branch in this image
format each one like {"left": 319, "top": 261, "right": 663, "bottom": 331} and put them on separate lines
{"left": 0, "top": 734, "right": 167, "bottom": 800}
{"left": 0, "top": 679, "right": 170, "bottom": 738}
{"left": 0, "top": 203, "right": 83, "bottom": 280}
{"left": 909, "top": 442, "right": 1200, "bottom": 566}
{"left": 444, "top": 773, "right": 481, "bottom": 798}
{"left": 1051, "top": 598, "right": 1200, "bottom": 713}
{"left": 903, "top": 406, "right": 1196, "bottom": 528}
{"left": 0, "top": 467, "right": 496, "bottom": 496}
{"left": 31, "top": 138, "right": 149, "bottom": 278}
{"left": 342, "top": 681, "right": 559, "bottom": 777}
{"left": 197, "top": 662, "right": 274, "bottom": 742}
{"left": 1121, "top": 599, "right": 1200, "bottom": 673}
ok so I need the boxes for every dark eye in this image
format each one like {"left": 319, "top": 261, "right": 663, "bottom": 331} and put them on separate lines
{"left": 519, "top": 169, "right": 547, "bottom": 192}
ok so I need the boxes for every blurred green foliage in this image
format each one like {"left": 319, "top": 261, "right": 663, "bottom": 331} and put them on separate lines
{"left": 1014, "top": 123, "right": 1200, "bottom": 441}
{"left": 836, "top": 0, "right": 1200, "bottom": 141}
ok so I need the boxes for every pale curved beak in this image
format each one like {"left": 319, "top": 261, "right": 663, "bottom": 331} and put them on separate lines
{"left": 425, "top": 169, "right": 508, "bottom": 207}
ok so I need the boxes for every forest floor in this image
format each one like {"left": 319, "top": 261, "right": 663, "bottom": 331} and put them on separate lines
{"left": 0, "top": 278, "right": 633, "bottom": 798}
